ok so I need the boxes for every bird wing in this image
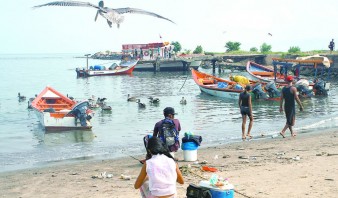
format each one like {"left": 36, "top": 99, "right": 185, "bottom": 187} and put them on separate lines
{"left": 113, "top": 7, "right": 175, "bottom": 24}
{"left": 32, "top": 1, "right": 100, "bottom": 10}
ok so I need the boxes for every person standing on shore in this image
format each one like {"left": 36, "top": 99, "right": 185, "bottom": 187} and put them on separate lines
{"left": 238, "top": 85, "right": 253, "bottom": 141}
{"left": 279, "top": 76, "right": 304, "bottom": 138}
{"left": 328, "top": 39, "right": 335, "bottom": 54}
{"left": 134, "top": 137, "right": 184, "bottom": 198}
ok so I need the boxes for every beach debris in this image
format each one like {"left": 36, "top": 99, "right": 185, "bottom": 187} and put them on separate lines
{"left": 200, "top": 160, "right": 208, "bottom": 164}
{"left": 214, "top": 155, "right": 219, "bottom": 160}
{"left": 91, "top": 172, "right": 113, "bottom": 179}
{"left": 238, "top": 156, "right": 249, "bottom": 159}
{"left": 324, "top": 178, "right": 334, "bottom": 181}
{"left": 327, "top": 153, "right": 338, "bottom": 156}
{"left": 292, "top": 155, "right": 301, "bottom": 161}
{"left": 276, "top": 152, "right": 285, "bottom": 156}
{"left": 201, "top": 166, "right": 218, "bottom": 172}
{"left": 120, "top": 174, "right": 131, "bottom": 180}
{"left": 222, "top": 155, "right": 230, "bottom": 158}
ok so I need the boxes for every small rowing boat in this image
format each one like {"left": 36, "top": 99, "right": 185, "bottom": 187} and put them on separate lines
{"left": 31, "top": 86, "right": 93, "bottom": 131}
{"left": 191, "top": 69, "right": 281, "bottom": 100}
{"left": 76, "top": 60, "right": 138, "bottom": 77}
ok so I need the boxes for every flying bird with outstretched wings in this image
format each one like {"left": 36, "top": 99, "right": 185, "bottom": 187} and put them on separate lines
{"left": 268, "top": 33, "right": 272, "bottom": 36}
{"left": 33, "top": 1, "right": 175, "bottom": 28}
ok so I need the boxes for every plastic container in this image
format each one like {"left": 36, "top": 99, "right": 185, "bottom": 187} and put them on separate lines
{"left": 218, "top": 82, "right": 228, "bottom": 88}
{"left": 209, "top": 189, "right": 234, "bottom": 198}
{"left": 183, "top": 150, "right": 197, "bottom": 161}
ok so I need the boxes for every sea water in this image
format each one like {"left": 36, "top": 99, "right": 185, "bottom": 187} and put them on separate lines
{"left": 0, "top": 53, "right": 338, "bottom": 172}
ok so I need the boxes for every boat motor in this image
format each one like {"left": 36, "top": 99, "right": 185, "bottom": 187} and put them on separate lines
{"left": 69, "top": 101, "right": 90, "bottom": 127}
{"left": 265, "top": 82, "right": 281, "bottom": 98}
{"left": 313, "top": 79, "right": 328, "bottom": 96}
{"left": 252, "top": 83, "right": 268, "bottom": 99}
{"left": 295, "top": 79, "right": 313, "bottom": 97}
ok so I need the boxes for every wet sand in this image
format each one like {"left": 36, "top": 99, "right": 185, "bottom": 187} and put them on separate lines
{"left": 0, "top": 130, "right": 337, "bottom": 198}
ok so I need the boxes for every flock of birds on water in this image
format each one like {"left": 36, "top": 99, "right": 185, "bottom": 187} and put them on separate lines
{"left": 32, "top": 0, "right": 175, "bottom": 28}
{"left": 19, "top": 92, "right": 187, "bottom": 112}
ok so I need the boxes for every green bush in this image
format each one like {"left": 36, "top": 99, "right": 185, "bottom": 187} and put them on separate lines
{"left": 250, "top": 47, "right": 258, "bottom": 52}
{"left": 225, "top": 41, "right": 241, "bottom": 52}
{"left": 288, "top": 46, "right": 301, "bottom": 53}
{"left": 193, "top": 45, "right": 203, "bottom": 54}
{"left": 260, "top": 43, "right": 272, "bottom": 53}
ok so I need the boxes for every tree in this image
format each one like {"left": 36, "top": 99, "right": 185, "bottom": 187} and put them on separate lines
{"left": 225, "top": 41, "right": 241, "bottom": 52}
{"left": 193, "top": 45, "right": 203, "bottom": 54}
{"left": 288, "top": 46, "right": 301, "bottom": 53}
{"left": 260, "top": 43, "right": 272, "bottom": 53}
{"left": 171, "top": 41, "right": 182, "bottom": 53}
{"left": 250, "top": 47, "right": 258, "bottom": 52}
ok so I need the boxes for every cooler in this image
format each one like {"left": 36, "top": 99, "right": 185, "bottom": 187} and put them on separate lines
{"left": 209, "top": 188, "right": 234, "bottom": 198}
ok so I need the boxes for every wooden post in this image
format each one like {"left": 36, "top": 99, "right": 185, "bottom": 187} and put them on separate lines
{"left": 85, "top": 54, "right": 91, "bottom": 70}
{"left": 212, "top": 60, "right": 217, "bottom": 73}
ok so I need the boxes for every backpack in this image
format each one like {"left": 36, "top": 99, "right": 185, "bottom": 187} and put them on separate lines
{"left": 159, "top": 118, "right": 180, "bottom": 152}
{"left": 186, "top": 184, "right": 212, "bottom": 198}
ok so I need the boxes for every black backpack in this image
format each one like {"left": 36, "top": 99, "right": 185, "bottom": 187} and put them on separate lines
{"left": 186, "top": 184, "right": 212, "bottom": 198}
{"left": 159, "top": 118, "right": 179, "bottom": 152}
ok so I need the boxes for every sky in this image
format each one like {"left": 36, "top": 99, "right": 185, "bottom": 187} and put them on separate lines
{"left": 1, "top": 0, "right": 338, "bottom": 54}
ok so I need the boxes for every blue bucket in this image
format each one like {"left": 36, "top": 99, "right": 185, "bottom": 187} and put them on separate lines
{"left": 182, "top": 142, "right": 198, "bottom": 150}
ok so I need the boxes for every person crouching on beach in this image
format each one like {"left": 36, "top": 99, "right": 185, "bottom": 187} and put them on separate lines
{"left": 279, "top": 76, "right": 304, "bottom": 138}
{"left": 134, "top": 137, "right": 184, "bottom": 198}
{"left": 238, "top": 85, "right": 253, "bottom": 141}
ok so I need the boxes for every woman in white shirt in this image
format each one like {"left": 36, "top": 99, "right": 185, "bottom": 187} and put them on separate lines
{"left": 134, "top": 137, "right": 184, "bottom": 198}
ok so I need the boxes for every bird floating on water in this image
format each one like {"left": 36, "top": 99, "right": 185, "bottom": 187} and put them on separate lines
{"left": 180, "top": 97, "right": 187, "bottom": 105}
{"left": 136, "top": 99, "right": 146, "bottom": 108}
{"left": 148, "top": 96, "right": 160, "bottom": 104}
{"left": 127, "top": 94, "right": 137, "bottom": 102}
{"left": 33, "top": 0, "right": 176, "bottom": 28}
{"left": 18, "top": 93, "right": 26, "bottom": 101}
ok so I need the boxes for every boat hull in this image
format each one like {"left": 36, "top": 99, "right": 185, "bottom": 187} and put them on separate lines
{"left": 31, "top": 86, "right": 93, "bottom": 131}
{"left": 199, "top": 86, "right": 240, "bottom": 99}
{"left": 76, "top": 60, "right": 137, "bottom": 77}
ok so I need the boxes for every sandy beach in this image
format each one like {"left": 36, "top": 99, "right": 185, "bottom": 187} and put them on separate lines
{"left": 1, "top": 130, "right": 337, "bottom": 198}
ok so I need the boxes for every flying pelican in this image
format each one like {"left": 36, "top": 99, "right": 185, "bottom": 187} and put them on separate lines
{"left": 33, "top": 1, "right": 176, "bottom": 28}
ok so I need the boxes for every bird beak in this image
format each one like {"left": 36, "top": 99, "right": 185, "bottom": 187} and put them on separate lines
{"left": 95, "top": 10, "right": 99, "bottom": 21}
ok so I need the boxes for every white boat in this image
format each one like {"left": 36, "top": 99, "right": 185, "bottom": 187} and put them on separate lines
{"left": 31, "top": 86, "right": 93, "bottom": 131}
{"left": 135, "top": 60, "right": 201, "bottom": 71}
{"left": 76, "top": 60, "right": 138, "bottom": 77}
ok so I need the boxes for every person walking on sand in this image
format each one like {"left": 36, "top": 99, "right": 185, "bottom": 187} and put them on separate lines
{"left": 238, "top": 85, "right": 253, "bottom": 141}
{"left": 134, "top": 137, "right": 184, "bottom": 198}
{"left": 279, "top": 76, "right": 304, "bottom": 138}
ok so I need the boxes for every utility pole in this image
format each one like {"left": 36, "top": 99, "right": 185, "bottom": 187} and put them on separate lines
{"left": 85, "top": 54, "right": 91, "bottom": 70}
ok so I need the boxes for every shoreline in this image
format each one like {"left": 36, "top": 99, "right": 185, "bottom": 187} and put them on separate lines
{"left": 1, "top": 129, "right": 337, "bottom": 198}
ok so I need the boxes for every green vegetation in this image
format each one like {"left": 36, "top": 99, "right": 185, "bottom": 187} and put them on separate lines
{"left": 288, "top": 46, "right": 301, "bottom": 53}
{"left": 260, "top": 43, "right": 272, "bottom": 53}
{"left": 171, "top": 41, "right": 182, "bottom": 53}
{"left": 193, "top": 45, "right": 203, "bottom": 54}
{"left": 250, "top": 47, "right": 258, "bottom": 52}
{"left": 225, "top": 41, "right": 241, "bottom": 52}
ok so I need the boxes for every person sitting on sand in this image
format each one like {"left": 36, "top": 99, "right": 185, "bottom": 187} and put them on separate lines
{"left": 134, "top": 137, "right": 184, "bottom": 198}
